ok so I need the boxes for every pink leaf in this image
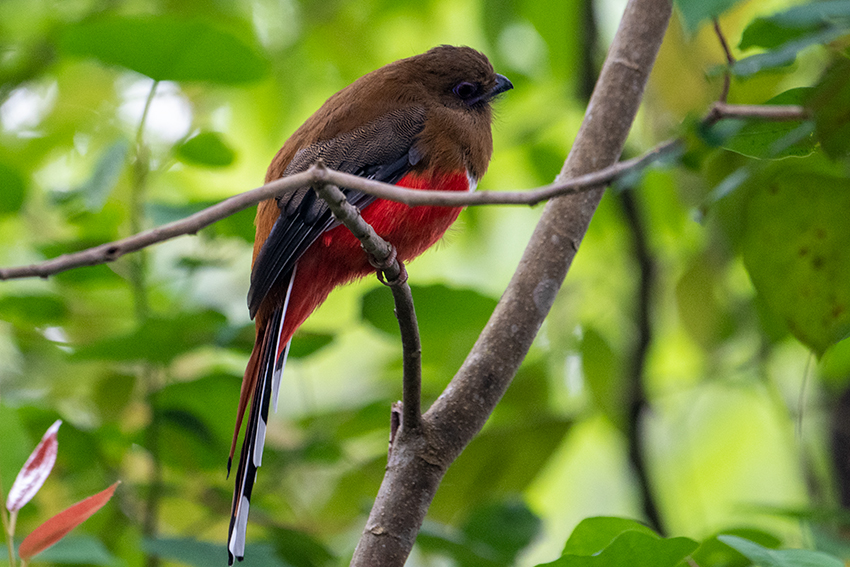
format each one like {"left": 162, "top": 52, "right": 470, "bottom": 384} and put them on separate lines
{"left": 5, "top": 419, "right": 61, "bottom": 512}
{"left": 18, "top": 481, "right": 120, "bottom": 560}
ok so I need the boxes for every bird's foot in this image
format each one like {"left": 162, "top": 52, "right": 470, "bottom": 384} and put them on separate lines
{"left": 369, "top": 246, "right": 408, "bottom": 286}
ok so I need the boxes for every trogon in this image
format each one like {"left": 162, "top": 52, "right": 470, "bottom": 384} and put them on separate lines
{"left": 228, "top": 45, "right": 512, "bottom": 563}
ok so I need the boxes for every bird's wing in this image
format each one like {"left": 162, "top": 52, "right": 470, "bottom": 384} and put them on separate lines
{"left": 247, "top": 106, "right": 427, "bottom": 318}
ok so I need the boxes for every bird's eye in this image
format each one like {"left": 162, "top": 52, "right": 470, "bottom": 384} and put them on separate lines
{"left": 453, "top": 81, "right": 478, "bottom": 100}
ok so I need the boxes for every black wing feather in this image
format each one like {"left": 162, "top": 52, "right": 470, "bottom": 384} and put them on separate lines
{"left": 248, "top": 107, "right": 426, "bottom": 317}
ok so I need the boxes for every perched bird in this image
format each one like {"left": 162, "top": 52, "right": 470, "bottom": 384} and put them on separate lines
{"left": 228, "top": 45, "right": 512, "bottom": 563}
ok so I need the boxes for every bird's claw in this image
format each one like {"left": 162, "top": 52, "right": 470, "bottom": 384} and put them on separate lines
{"left": 370, "top": 246, "right": 408, "bottom": 286}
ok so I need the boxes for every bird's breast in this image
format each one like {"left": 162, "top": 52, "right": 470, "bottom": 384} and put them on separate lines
{"left": 319, "top": 169, "right": 470, "bottom": 267}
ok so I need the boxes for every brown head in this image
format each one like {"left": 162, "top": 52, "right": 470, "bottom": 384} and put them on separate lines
{"left": 267, "top": 45, "right": 512, "bottom": 183}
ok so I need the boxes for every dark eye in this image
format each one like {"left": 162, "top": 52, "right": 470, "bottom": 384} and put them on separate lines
{"left": 453, "top": 81, "right": 478, "bottom": 100}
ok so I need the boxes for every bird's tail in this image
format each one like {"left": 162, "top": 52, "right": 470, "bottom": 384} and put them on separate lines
{"left": 227, "top": 267, "right": 296, "bottom": 564}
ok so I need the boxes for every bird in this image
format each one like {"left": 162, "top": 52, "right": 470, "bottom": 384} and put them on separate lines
{"left": 227, "top": 45, "right": 512, "bottom": 563}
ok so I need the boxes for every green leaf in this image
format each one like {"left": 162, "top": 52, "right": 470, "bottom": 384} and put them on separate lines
{"left": 288, "top": 331, "right": 334, "bottom": 358}
{"left": 60, "top": 16, "right": 269, "bottom": 83}
{"left": 740, "top": 1, "right": 850, "bottom": 50}
{"left": 419, "top": 500, "right": 541, "bottom": 566}
{"left": 154, "top": 373, "right": 241, "bottom": 468}
{"left": 146, "top": 201, "right": 256, "bottom": 243}
{"left": 676, "top": 257, "right": 733, "bottom": 347}
{"left": 809, "top": 58, "right": 850, "bottom": 159}
{"left": 742, "top": 170, "right": 850, "bottom": 356}
{"left": 732, "top": 27, "right": 847, "bottom": 77}
{"left": 175, "top": 131, "right": 236, "bottom": 167}
{"left": 539, "top": 530, "right": 698, "bottom": 567}
{"left": 27, "top": 535, "right": 117, "bottom": 565}
{"left": 580, "top": 330, "right": 625, "bottom": 427}
{"left": 361, "top": 284, "right": 497, "bottom": 370}
{"left": 0, "top": 161, "right": 27, "bottom": 214}
{"left": 676, "top": 0, "right": 745, "bottom": 33}
{"left": 718, "top": 535, "right": 844, "bottom": 567}
{"left": 693, "top": 529, "right": 782, "bottom": 567}
{"left": 462, "top": 500, "right": 541, "bottom": 565}
{"left": 72, "top": 310, "right": 228, "bottom": 363}
{"left": 562, "top": 517, "right": 658, "bottom": 556}
{"left": 143, "top": 537, "right": 289, "bottom": 567}
{"left": 269, "top": 526, "right": 337, "bottom": 567}
{"left": 721, "top": 88, "right": 816, "bottom": 159}
{"left": 430, "top": 417, "right": 571, "bottom": 519}
{"left": 0, "top": 294, "right": 68, "bottom": 326}
{"left": 74, "top": 140, "right": 129, "bottom": 212}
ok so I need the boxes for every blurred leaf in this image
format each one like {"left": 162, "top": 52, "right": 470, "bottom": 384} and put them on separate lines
{"left": 740, "top": 1, "right": 850, "bottom": 50}
{"left": 562, "top": 517, "right": 658, "bottom": 556}
{"left": 18, "top": 482, "right": 119, "bottom": 560}
{"left": 93, "top": 372, "right": 136, "bottom": 421}
{"left": 419, "top": 500, "right": 541, "bottom": 566}
{"left": 809, "top": 58, "right": 850, "bottom": 159}
{"left": 6, "top": 419, "right": 61, "bottom": 512}
{"left": 144, "top": 537, "right": 289, "bottom": 567}
{"left": 430, "top": 417, "right": 571, "bottom": 519}
{"left": 288, "top": 331, "right": 334, "bottom": 358}
{"left": 60, "top": 16, "right": 269, "bottom": 83}
{"left": 72, "top": 310, "right": 228, "bottom": 363}
{"left": 175, "top": 131, "right": 236, "bottom": 167}
{"left": 718, "top": 535, "right": 843, "bottom": 567}
{"left": 732, "top": 27, "right": 847, "bottom": 77}
{"left": 676, "top": 0, "right": 744, "bottom": 33}
{"left": 146, "top": 201, "right": 257, "bottom": 243}
{"left": 539, "top": 530, "right": 698, "bottom": 567}
{"left": 580, "top": 329, "right": 625, "bottom": 428}
{"left": 692, "top": 528, "right": 781, "bottom": 567}
{"left": 821, "top": 336, "right": 850, "bottom": 385}
{"left": 0, "top": 294, "right": 68, "bottom": 326}
{"left": 29, "top": 534, "right": 117, "bottom": 565}
{"left": 269, "top": 526, "right": 337, "bottom": 567}
{"left": 362, "top": 284, "right": 497, "bottom": 370}
{"left": 462, "top": 500, "right": 541, "bottom": 565}
{"left": 742, "top": 170, "right": 850, "bottom": 356}
{"left": 721, "top": 88, "right": 816, "bottom": 159}
{"left": 0, "top": 161, "right": 27, "bottom": 214}
{"left": 154, "top": 373, "right": 241, "bottom": 468}
{"left": 675, "top": 258, "right": 733, "bottom": 348}
{"left": 72, "top": 140, "right": 129, "bottom": 212}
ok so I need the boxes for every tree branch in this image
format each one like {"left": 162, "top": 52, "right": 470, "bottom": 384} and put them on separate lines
{"left": 350, "top": 0, "right": 674, "bottom": 564}
{"left": 0, "top": 141, "right": 679, "bottom": 281}
{"left": 310, "top": 169, "right": 422, "bottom": 431}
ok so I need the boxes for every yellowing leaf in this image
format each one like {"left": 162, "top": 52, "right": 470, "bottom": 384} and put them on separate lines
{"left": 742, "top": 173, "right": 850, "bottom": 356}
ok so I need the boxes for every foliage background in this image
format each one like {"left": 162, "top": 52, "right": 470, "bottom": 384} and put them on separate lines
{"left": 1, "top": 0, "right": 849, "bottom": 565}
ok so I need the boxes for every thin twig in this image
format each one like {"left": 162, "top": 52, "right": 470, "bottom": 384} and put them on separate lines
{"left": 712, "top": 18, "right": 735, "bottom": 103}
{"left": 0, "top": 100, "right": 808, "bottom": 283}
{"left": 311, "top": 172, "right": 422, "bottom": 431}
{"left": 705, "top": 102, "right": 811, "bottom": 124}
{"left": 0, "top": 141, "right": 680, "bottom": 281}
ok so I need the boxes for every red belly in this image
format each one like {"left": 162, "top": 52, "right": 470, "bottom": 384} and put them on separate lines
{"left": 278, "top": 170, "right": 469, "bottom": 344}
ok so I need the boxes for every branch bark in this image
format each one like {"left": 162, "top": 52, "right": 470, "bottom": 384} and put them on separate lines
{"left": 0, "top": 141, "right": 678, "bottom": 281}
{"left": 349, "top": 0, "right": 673, "bottom": 564}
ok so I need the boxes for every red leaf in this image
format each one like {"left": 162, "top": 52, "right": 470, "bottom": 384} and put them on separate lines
{"left": 18, "top": 481, "right": 119, "bottom": 560}
{"left": 5, "top": 420, "right": 61, "bottom": 512}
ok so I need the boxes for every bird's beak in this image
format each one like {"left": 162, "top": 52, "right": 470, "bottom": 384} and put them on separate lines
{"left": 488, "top": 74, "right": 513, "bottom": 100}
